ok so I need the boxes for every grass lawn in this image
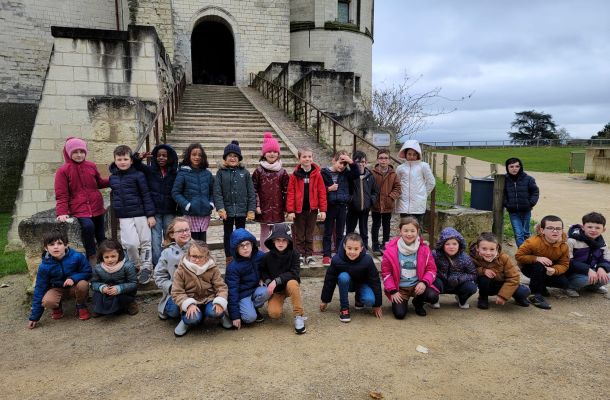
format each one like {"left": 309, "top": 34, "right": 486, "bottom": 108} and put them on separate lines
{"left": 0, "top": 213, "right": 27, "bottom": 277}
{"left": 441, "top": 146, "right": 584, "bottom": 173}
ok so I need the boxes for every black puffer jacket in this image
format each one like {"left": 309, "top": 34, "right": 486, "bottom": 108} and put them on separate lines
{"left": 133, "top": 144, "right": 178, "bottom": 215}
{"left": 503, "top": 158, "right": 539, "bottom": 213}
{"left": 109, "top": 164, "right": 155, "bottom": 218}
{"left": 350, "top": 168, "right": 379, "bottom": 211}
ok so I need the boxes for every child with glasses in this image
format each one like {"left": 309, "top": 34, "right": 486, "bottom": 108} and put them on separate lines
{"left": 346, "top": 151, "right": 379, "bottom": 250}
{"left": 371, "top": 149, "right": 401, "bottom": 255}
{"left": 515, "top": 215, "right": 570, "bottom": 309}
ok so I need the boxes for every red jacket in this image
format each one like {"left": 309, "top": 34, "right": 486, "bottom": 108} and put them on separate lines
{"left": 286, "top": 163, "right": 327, "bottom": 214}
{"left": 55, "top": 153, "right": 109, "bottom": 218}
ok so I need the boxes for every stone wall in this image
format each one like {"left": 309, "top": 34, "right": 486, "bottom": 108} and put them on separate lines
{"left": 170, "top": 0, "right": 291, "bottom": 86}
{"left": 7, "top": 25, "right": 173, "bottom": 248}
{"left": 584, "top": 147, "right": 610, "bottom": 183}
{"left": 274, "top": 61, "right": 324, "bottom": 89}
{"left": 128, "top": 0, "right": 175, "bottom": 58}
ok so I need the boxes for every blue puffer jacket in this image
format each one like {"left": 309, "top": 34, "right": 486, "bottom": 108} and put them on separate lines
{"left": 432, "top": 227, "right": 477, "bottom": 290}
{"left": 172, "top": 166, "right": 214, "bottom": 216}
{"left": 29, "top": 248, "right": 91, "bottom": 321}
{"left": 109, "top": 164, "right": 156, "bottom": 218}
{"left": 321, "top": 163, "right": 359, "bottom": 205}
{"left": 213, "top": 163, "right": 256, "bottom": 217}
{"left": 224, "top": 229, "right": 265, "bottom": 320}
{"left": 133, "top": 144, "right": 178, "bottom": 215}
{"left": 503, "top": 158, "right": 539, "bottom": 213}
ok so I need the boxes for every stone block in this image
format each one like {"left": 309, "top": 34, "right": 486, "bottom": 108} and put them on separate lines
{"left": 47, "top": 65, "right": 74, "bottom": 81}
{"left": 31, "top": 190, "right": 48, "bottom": 202}
{"left": 432, "top": 208, "right": 493, "bottom": 246}
{"left": 137, "top": 84, "right": 159, "bottom": 100}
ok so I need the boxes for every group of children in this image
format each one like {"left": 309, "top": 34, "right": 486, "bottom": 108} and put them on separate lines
{"left": 27, "top": 134, "right": 609, "bottom": 333}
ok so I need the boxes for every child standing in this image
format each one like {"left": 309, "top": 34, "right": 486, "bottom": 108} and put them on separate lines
{"left": 286, "top": 147, "right": 327, "bottom": 265}
{"left": 259, "top": 223, "right": 307, "bottom": 334}
{"left": 90, "top": 239, "right": 138, "bottom": 316}
{"left": 469, "top": 232, "right": 531, "bottom": 309}
{"left": 134, "top": 144, "right": 179, "bottom": 265}
{"left": 320, "top": 233, "right": 383, "bottom": 322}
{"left": 346, "top": 151, "right": 379, "bottom": 250}
{"left": 224, "top": 228, "right": 268, "bottom": 329}
{"left": 252, "top": 132, "right": 289, "bottom": 251}
{"left": 565, "top": 212, "right": 609, "bottom": 296}
{"left": 154, "top": 217, "right": 192, "bottom": 320}
{"left": 432, "top": 227, "right": 478, "bottom": 309}
{"left": 381, "top": 217, "right": 439, "bottom": 319}
{"left": 27, "top": 230, "right": 92, "bottom": 329}
{"left": 394, "top": 140, "right": 435, "bottom": 226}
{"left": 515, "top": 215, "right": 570, "bottom": 310}
{"left": 171, "top": 241, "right": 228, "bottom": 337}
{"left": 109, "top": 145, "right": 156, "bottom": 285}
{"left": 171, "top": 143, "right": 214, "bottom": 243}
{"left": 54, "top": 137, "right": 109, "bottom": 265}
{"left": 503, "top": 157, "right": 539, "bottom": 247}
{"left": 214, "top": 140, "right": 257, "bottom": 265}
{"left": 321, "top": 150, "right": 358, "bottom": 266}
{"left": 371, "top": 149, "right": 401, "bottom": 256}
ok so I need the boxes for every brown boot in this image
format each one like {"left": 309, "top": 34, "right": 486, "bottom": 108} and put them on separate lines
{"left": 225, "top": 256, "right": 233, "bottom": 267}
{"left": 126, "top": 302, "right": 139, "bottom": 316}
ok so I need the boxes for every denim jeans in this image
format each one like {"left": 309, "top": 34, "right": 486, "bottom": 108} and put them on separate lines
{"left": 337, "top": 271, "right": 375, "bottom": 309}
{"left": 181, "top": 302, "right": 223, "bottom": 326}
{"left": 238, "top": 296, "right": 261, "bottom": 324}
{"left": 323, "top": 203, "right": 347, "bottom": 257}
{"left": 163, "top": 297, "right": 181, "bottom": 319}
{"left": 567, "top": 273, "right": 602, "bottom": 291}
{"left": 152, "top": 213, "right": 175, "bottom": 266}
{"left": 78, "top": 215, "right": 106, "bottom": 257}
{"left": 508, "top": 210, "right": 531, "bottom": 247}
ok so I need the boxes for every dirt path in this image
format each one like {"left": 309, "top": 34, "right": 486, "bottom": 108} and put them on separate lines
{"left": 1, "top": 273, "right": 608, "bottom": 399}
{"left": 435, "top": 153, "right": 610, "bottom": 227}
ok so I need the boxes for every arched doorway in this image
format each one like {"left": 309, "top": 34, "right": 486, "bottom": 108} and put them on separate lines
{"left": 191, "top": 19, "right": 235, "bottom": 85}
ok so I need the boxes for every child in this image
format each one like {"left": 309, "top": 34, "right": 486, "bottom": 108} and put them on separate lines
{"left": 320, "top": 233, "right": 383, "bottom": 322}
{"left": 432, "top": 227, "right": 478, "bottom": 309}
{"left": 515, "top": 215, "right": 570, "bottom": 310}
{"left": 371, "top": 149, "right": 401, "bottom": 256}
{"left": 171, "top": 143, "right": 214, "bottom": 243}
{"left": 565, "top": 212, "right": 609, "bottom": 296}
{"left": 134, "top": 144, "right": 179, "bottom": 265}
{"left": 109, "top": 145, "right": 156, "bottom": 285}
{"left": 503, "top": 157, "right": 539, "bottom": 247}
{"left": 321, "top": 150, "right": 358, "bottom": 266}
{"left": 90, "top": 239, "right": 138, "bottom": 316}
{"left": 381, "top": 217, "right": 439, "bottom": 319}
{"left": 27, "top": 230, "right": 92, "bottom": 329}
{"left": 469, "top": 232, "right": 531, "bottom": 309}
{"left": 225, "top": 228, "right": 268, "bottom": 329}
{"left": 54, "top": 137, "right": 109, "bottom": 265}
{"left": 286, "top": 147, "right": 327, "bottom": 265}
{"left": 346, "top": 151, "right": 379, "bottom": 252}
{"left": 154, "top": 217, "right": 192, "bottom": 320}
{"left": 252, "top": 132, "right": 289, "bottom": 252}
{"left": 171, "top": 241, "right": 228, "bottom": 337}
{"left": 259, "top": 223, "right": 306, "bottom": 334}
{"left": 394, "top": 140, "right": 435, "bottom": 226}
{"left": 214, "top": 140, "right": 256, "bottom": 265}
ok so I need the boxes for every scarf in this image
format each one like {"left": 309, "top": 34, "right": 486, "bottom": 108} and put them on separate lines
{"left": 101, "top": 260, "right": 125, "bottom": 274}
{"left": 260, "top": 159, "right": 282, "bottom": 172}
{"left": 398, "top": 237, "right": 420, "bottom": 256}
{"left": 183, "top": 257, "right": 215, "bottom": 275}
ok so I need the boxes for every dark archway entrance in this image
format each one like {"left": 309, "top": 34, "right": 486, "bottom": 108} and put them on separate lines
{"left": 191, "top": 20, "right": 235, "bottom": 85}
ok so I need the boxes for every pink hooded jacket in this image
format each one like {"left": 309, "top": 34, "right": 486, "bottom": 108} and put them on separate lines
{"left": 381, "top": 236, "right": 439, "bottom": 300}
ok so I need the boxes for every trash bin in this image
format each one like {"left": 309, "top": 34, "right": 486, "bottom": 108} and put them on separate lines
{"left": 468, "top": 177, "right": 495, "bottom": 211}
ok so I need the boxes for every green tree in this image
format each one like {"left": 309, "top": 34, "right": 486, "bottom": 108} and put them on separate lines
{"left": 591, "top": 122, "right": 610, "bottom": 139}
{"left": 508, "top": 110, "right": 558, "bottom": 144}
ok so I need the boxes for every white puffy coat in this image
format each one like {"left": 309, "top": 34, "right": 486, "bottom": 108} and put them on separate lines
{"left": 395, "top": 140, "right": 436, "bottom": 214}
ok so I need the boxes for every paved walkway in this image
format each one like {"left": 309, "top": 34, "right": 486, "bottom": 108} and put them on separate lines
{"left": 434, "top": 153, "right": 610, "bottom": 227}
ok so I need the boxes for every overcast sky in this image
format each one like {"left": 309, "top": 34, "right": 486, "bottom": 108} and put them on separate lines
{"left": 372, "top": 1, "right": 610, "bottom": 143}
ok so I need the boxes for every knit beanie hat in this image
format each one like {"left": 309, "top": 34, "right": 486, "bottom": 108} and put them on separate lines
{"left": 63, "top": 137, "right": 88, "bottom": 162}
{"left": 261, "top": 132, "right": 280, "bottom": 156}
{"left": 223, "top": 140, "right": 242, "bottom": 161}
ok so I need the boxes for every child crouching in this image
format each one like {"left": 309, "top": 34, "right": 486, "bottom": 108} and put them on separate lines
{"left": 171, "top": 241, "right": 228, "bottom": 337}
{"left": 90, "top": 239, "right": 138, "bottom": 316}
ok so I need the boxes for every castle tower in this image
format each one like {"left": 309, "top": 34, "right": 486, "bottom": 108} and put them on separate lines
{"left": 289, "top": 0, "right": 374, "bottom": 98}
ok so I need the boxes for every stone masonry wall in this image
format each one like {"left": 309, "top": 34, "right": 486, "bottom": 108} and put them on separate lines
{"left": 7, "top": 26, "right": 171, "bottom": 248}
{"left": 170, "top": 0, "right": 290, "bottom": 86}
{"left": 128, "top": 0, "right": 175, "bottom": 58}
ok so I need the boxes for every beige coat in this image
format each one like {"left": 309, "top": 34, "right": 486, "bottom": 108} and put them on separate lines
{"left": 171, "top": 260, "right": 228, "bottom": 312}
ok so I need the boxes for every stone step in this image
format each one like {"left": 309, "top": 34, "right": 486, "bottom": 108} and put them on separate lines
{"left": 168, "top": 142, "right": 290, "bottom": 151}
{"left": 168, "top": 134, "right": 281, "bottom": 142}
{"left": 172, "top": 125, "right": 273, "bottom": 132}
{"left": 174, "top": 121, "right": 272, "bottom": 127}
{"left": 176, "top": 114, "right": 267, "bottom": 121}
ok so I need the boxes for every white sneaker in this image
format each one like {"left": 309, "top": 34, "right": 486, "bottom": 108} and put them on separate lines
{"left": 455, "top": 295, "right": 470, "bottom": 309}
{"left": 158, "top": 312, "right": 168, "bottom": 320}
{"left": 299, "top": 256, "right": 305, "bottom": 267}
{"left": 595, "top": 285, "right": 608, "bottom": 294}
{"left": 564, "top": 288, "right": 580, "bottom": 298}
{"left": 294, "top": 315, "right": 307, "bottom": 334}
{"left": 306, "top": 256, "right": 316, "bottom": 265}
{"left": 432, "top": 301, "right": 441, "bottom": 309}
{"left": 174, "top": 320, "right": 189, "bottom": 337}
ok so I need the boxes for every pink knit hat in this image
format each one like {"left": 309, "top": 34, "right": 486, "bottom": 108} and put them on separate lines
{"left": 63, "top": 137, "right": 88, "bottom": 162}
{"left": 261, "top": 132, "right": 280, "bottom": 155}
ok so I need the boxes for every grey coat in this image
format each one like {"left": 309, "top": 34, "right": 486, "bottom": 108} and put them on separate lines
{"left": 213, "top": 163, "right": 256, "bottom": 217}
{"left": 154, "top": 242, "right": 189, "bottom": 314}
{"left": 90, "top": 261, "right": 138, "bottom": 294}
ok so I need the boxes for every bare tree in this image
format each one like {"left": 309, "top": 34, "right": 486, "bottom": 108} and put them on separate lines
{"left": 556, "top": 127, "right": 572, "bottom": 143}
{"left": 363, "top": 73, "right": 472, "bottom": 150}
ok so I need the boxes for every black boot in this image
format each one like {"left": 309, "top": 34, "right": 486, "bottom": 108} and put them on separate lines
{"left": 412, "top": 297, "right": 427, "bottom": 316}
